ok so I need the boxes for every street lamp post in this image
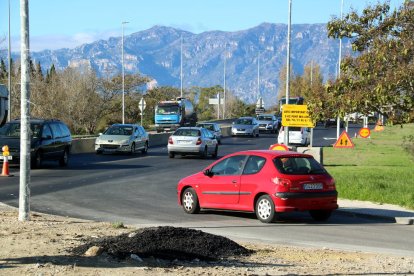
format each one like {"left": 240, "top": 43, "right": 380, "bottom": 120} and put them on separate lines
{"left": 223, "top": 48, "right": 227, "bottom": 119}
{"left": 284, "top": 0, "right": 292, "bottom": 147}
{"left": 121, "top": 21, "right": 129, "bottom": 124}
{"left": 8, "top": 0, "right": 12, "bottom": 122}
{"left": 180, "top": 36, "right": 183, "bottom": 98}
{"left": 336, "top": 0, "right": 344, "bottom": 138}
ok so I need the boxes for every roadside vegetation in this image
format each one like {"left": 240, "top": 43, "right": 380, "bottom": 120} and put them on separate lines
{"left": 324, "top": 123, "right": 414, "bottom": 209}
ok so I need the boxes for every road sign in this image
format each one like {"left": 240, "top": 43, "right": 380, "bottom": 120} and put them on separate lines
{"left": 374, "top": 124, "right": 384, "bottom": 132}
{"left": 359, "top": 127, "right": 371, "bottom": 138}
{"left": 256, "top": 97, "right": 264, "bottom": 108}
{"left": 282, "top": 104, "right": 315, "bottom": 128}
{"left": 255, "top": 107, "right": 265, "bottom": 115}
{"left": 209, "top": 98, "right": 218, "bottom": 104}
{"left": 139, "top": 98, "right": 146, "bottom": 112}
{"left": 333, "top": 131, "right": 354, "bottom": 148}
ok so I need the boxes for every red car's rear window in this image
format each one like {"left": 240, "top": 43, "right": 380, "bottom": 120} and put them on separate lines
{"left": 273, "top": 157, "right": 326, "bottom": 175}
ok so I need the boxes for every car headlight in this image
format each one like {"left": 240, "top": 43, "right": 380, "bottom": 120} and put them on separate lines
{"left": 120, "top": 139, "right": 130, "bottom": 145}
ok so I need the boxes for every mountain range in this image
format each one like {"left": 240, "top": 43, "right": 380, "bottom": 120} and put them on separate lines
{"left": 24, "top": 23, "right": 351, "bottom": 107}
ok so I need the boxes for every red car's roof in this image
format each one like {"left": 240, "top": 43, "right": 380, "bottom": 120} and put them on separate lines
{"left": 230, "top": 150, "right": 313, "bottom": 158}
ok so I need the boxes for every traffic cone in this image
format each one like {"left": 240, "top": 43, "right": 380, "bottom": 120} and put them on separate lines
{"left": 1, "top": 157, "right": 12, "bottom": 177}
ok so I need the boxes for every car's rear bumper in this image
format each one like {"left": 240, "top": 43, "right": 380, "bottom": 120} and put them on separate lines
{"left": 168, "top": 145, "right": 203, "bottom": 154}
{"left": 274, "top": 191, "right": 338, "bottom": 212}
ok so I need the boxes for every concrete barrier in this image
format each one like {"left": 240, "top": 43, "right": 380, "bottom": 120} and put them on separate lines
{"left": 71, "top": 138, "right": 96, "bottom": 154}
{"left": 220, "top": 126, "right": 232, "bottom": 137}
{"left": 71, "top": 133, "right": 172, "bottom": 154}
{"left": 296, "top": 147, "right": 323, "bottom": 164}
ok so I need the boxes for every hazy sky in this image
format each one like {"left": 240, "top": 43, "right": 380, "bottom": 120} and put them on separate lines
{"left": 0, "top": 0, "right": 405, "bottom": 52}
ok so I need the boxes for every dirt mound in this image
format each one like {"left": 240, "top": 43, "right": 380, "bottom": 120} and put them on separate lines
{"left": 71, "top": 226, "right": 252, "bottom": 261}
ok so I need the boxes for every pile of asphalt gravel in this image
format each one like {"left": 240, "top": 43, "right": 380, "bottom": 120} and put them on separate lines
{"left": 71, "top": 226, "right": 252, "bottom": 261}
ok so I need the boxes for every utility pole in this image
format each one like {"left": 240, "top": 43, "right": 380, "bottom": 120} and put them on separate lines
{"left": 121, "top": 21, "right": 129, "bottom": 124}
{"left": 180, "top": 36, "right": 183, "bottom": 98}
{"left": 223, "top": 49, "right": 226, "bottom": 119}
{"left": 310, "top": 60, "right": 314, "bottom": 147}
{"left": 284, "top": 0, "right": 292, "bottom": 147}
{"left": 8, "top": 0, "right": 12, "bottom": 121}
{"left": 19, "top": 0, "right": 30, "bottom": 222}
{"left": 336, "top": 0, "right": 344, "bottom": 139}
{"left": 257, "top": 51, "right": 260, "bottom": 101}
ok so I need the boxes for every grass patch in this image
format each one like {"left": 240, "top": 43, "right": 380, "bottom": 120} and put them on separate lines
{"left": 111, "top": 221, "right": 126, "bottom": 229}
{"left": 324, "top": 123, "right": 414, "bottom": 209}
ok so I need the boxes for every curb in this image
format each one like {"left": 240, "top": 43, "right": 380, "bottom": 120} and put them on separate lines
{"left": 337, "top": 208, "right": 414, "bottom": 225}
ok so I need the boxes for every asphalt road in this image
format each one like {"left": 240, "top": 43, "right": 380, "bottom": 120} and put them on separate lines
{"left": 1, "top": 124, "right": 413, "bottom": 256}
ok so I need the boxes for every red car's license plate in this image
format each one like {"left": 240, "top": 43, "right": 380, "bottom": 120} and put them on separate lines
{"left": 303, "top": 183, "right": 323, "bottom": 190}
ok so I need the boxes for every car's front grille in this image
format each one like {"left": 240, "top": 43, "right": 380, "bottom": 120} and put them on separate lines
{"left": 101, "top": 144, "right": 120, "bottom": 149}
{"left": 159, "top": 120, "right": 177, "bottom": 123}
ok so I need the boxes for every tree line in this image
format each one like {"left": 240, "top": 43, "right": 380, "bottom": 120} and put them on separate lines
{"left": 0, "top": 59, "right": 256, "bottom": 134}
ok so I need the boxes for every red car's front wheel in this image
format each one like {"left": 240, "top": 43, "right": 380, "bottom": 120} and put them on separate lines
{"left": 182, "top": 188, "right": 200, "bottom": 214}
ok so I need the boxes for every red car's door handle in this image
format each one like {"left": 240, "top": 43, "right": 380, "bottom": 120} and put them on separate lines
{"left": 232, "top": 180, "right": 237, "bottom": 184}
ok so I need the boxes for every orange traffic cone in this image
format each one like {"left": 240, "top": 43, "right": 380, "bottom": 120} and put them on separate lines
{"left": 1, "top": 157, "right": 12, "bottom": 177}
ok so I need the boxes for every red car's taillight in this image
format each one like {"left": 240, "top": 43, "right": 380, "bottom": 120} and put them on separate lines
{"left": 168, "top": 137, "right": 173, "bottom": 144}
{"left": 272, "top": 177, "right": 292, "bottom": 192}
{"left": 327, "top": 178, "right": 336, "bottom": 190}
{"left": 196, "top": 138, "right": 202, "bottom": 145}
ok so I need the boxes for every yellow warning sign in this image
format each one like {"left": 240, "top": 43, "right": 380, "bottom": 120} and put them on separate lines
{"left": 269, "top": 143, "right": 289, "bottom": 151}
{"left": 374, "top": 124, "right": 384, "bottom": 132}
{"left": 333, "top": 131, "right": 354, "bottom": 148}
{"left": 282, "top": 105, "right": 315, "bottom": 128}
{"left": 359, "top": 127, "right": 371, "bottom": 138}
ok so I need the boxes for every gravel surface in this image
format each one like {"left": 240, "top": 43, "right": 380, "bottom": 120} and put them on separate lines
{"left": 1, "top": 206, "right": 413, "bottom": 275}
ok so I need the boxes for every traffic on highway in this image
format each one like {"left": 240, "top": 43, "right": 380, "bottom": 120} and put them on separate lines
{"left": 1, "top": 122, "right": 413, "bottom": 256}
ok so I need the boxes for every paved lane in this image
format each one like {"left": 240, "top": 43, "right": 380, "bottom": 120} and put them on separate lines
{"left": 2, "top": 125, "right": 412, "bottom": 256}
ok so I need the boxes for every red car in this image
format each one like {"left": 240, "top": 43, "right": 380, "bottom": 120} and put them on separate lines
{"left": 177, "top": 150, "right": 338, "bottom": 223}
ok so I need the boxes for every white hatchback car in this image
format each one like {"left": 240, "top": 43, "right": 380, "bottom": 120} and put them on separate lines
{"left": 168, "top": 127, "right": 218, "bottom": 158}
{"left": 277, "top": 126, "right": 310, "bottom": 146}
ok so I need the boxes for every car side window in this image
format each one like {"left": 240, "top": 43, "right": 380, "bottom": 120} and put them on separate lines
{"left": 243, "top": 156, "right": 266, "bottom": 175}
{"left": 204, "top": 129, "right": 213, "bottom": 139}
{"left": 211, "top": 155, "right": 246, "bottom": 176}
{"left": 41, "top": 124, "right": 52, "bottom": 139}
{"left": 49, "top": 123, "right": 62, "bottom": 139}
{"left": 58, "top": 123, "right": 71, "bottom": 137}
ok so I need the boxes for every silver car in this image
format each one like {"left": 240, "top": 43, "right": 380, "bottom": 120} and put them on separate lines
{"left": 196, "top": 122, "right": 222, "bottom": 144}
{"left": 95, "top": 124, "right": 149, "bottom": 154}
{"left": 231, "top": 117, "right": 260, "bottom": 137}
{"left": 168, "top": 127, "right": 218, "bottom": 158}
{"left": 257, "top": 114, "right": 279, "bottom": 133}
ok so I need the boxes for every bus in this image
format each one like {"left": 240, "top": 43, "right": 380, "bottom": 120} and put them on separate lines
{"left": 279, "top": 96, "right": 304, "bottom": 112}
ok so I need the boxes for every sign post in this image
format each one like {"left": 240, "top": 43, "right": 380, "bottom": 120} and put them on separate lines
{"left": 139, "top": 98, "right": 146, "bottom": 126}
